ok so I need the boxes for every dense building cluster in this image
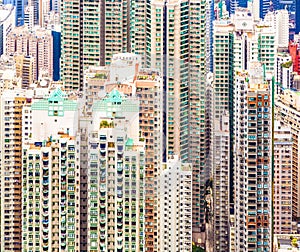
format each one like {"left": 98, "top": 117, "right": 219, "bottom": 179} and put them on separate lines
{"left": 0, "top": 0, "right": 300, "bottom": 251}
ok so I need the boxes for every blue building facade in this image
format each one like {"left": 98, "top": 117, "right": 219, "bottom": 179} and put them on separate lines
{"left": 52, "top": 30, "right": 61, "bottom": 81}
{"left": 259, "top": 0, "right": 270, "bottom": 19}
{"left": 228, "top": 0, "right": 248, "bottom": 15}
{"left": 296, "top": 0, "right": 300, "bottom": 34}
{"left": 0, "top": 24, "right": 3, "bottom": 56}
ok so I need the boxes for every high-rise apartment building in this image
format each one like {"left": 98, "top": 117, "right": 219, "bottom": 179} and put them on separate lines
{"left": 0, "top": 4, "right": 15, "bottom": 56}
{"left": 146, "top": 0, "right": 208, "bottom": 236}
{"left": 6, "top": 26, "right": 53, "bottom": 80}
{"left": 102, "top": 0, "right": 130, "bottom": 65}
{"left": 84, "top": 53, "right": 164, "bottom": 252}
{"left": 233, "top": 65, "right": 272, "bottom": 252}
{"left": 274, "top": 52, "right": 293, "bottom": 93}
{"left": 159, "top": 156, "right": 192, "bottom": 252}
{"left": 275, "top": 89, "right": 300, "bottom": 219}
{"left": 0, "top": 89, "right": 28, "bottom": 251}
{"left": 212, "top": 113, "right": 230, "bottom": 252}
{"left": 273, "top": 121, "right": 293, "bottom": 234}
{"left": 60, "top": 0, "right": 81, "bottom": 90}
{"left": 130, "top": 0, "right": 147, "bottom": 65}
{"left": 87, "top": 90, "right": 145, "bottom": 251}
{"left": 22, "top": 134, "right": 81, "bottom": 251}
{"left": 264, "top": 9, "right": 289, "bottom": 48}
{"left": 24, "top": 5, "right": 34, "bottom": 30}
{"left": 107, "top": 69, "right": 164, "bottom": 251}
{"left": 20, "top": 87, "right": 80, "bottom": 250}
{"left": 14, "top": 55, "right": 34, "bottom": 88}
{"left": 212, "top": 10, "right": 276, "bottom": 248}
{"left": 61, "top": 0, "right": 134, "bottom": 90}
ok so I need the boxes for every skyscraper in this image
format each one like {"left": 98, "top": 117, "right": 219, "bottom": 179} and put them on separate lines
{"left": 130, "top": 0, "right": 147, "bottom": 65}
{"left": 60, "top": 0, "right": 82, "bottom": 90}
{"left": 52, "top": 28, "right": 61, "bottom": 81}
{"left": 212, "top": 13, "right": 276, "bottom": 170}
{"left": 87, "top": 90, "right": 145, "bottom": 251}
{"left": 0, "top": 89, "right": 28, "bottom": 251}
{"left": 273, "top": 121, "right": 293, "bottom": 234}
{"left": 22, "top": 135, "right": 81, "bottom": 251}
{"left": 6, "top": 26, "right": 53, "bottom": 80}
{"left": 14, "top": 55, "right": 34, "bottom": 88}
{"left": 233, "top": 64, "right": 272, "bottom": 251}
{"left": 24, "top": 5, "right": 34, "bottom": 30}
{"left": 264, "top": 9, "right": 289, "bottom": 48}
{"left": 275, "top": 89, "right": 300, "bottom": 219}
{"left": 229, "top": 0, "right": 247, "bottom": 14}
{"left": 146, "top": 0, "right": 208, "bottom": 237}
{"left": 83, "top": 53, "right": 165, "bottom": 252}
{"left": 159, "top": 156, "right": 192, "bottom": 252}
{"left": 213, "top": 9, "right": 276, "bottom": 249}
{"left": 20, "top": 86, "right": 81, "bottom": 250}
{"left": 61, "top": 0, "right": 135, "bottom": 90}
{"left": 212, "top": 113, "right": 230, "bottom": 252}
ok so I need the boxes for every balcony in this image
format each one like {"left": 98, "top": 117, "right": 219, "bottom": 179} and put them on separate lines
{"left": 100, "top": 184, "right": 106, "bottom": 193}
{"left": 100, "top": 218, "right": 106, "bottom": 225}
{"left": 117, "top": 166, "right": 123, "bottom": 172}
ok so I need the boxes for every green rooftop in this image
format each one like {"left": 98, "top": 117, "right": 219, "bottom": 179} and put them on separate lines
{"left": 93, "top": 89, "right": 139, "bottom": 114}
{"left": 31, "top": 87, "right": 78, "bottom": 115}
{"left": 48, "top": 87, "right": 66, "bottom": 102}
{"left": 126, "top": 138, "right": 134, "bottom": 146}
{"left": 106, "top": 89, "right": 123, "bottom": 104}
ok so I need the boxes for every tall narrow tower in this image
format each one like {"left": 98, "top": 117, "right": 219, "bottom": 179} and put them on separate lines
{"left": 233, "top": 64, "right": 272, "bottom": 252}
{"left": 146, "top": 0, "right": 208, "bottom": 237}
{"left": 212, "top": 8, "right": 276, "bottom": 250}
{"left": 0, "top": 89, "right": 27, "bottom": 251}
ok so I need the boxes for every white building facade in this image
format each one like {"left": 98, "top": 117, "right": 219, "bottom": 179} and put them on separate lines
{"left": 159, "top": 156, "right": 192, "bottom": 252}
